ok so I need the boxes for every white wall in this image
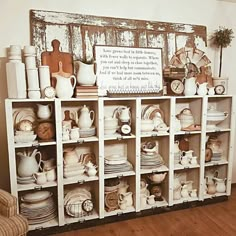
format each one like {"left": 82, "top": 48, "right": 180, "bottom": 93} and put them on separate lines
{"left": 1, "top": 0, "right": 236, "bottom": 190}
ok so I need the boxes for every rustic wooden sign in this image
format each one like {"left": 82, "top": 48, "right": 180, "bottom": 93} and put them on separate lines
{"left": 30, "top": 10, "right": 207, "bottom": 73}
{"left": 95, "top": 45, "right": 163, "bottom": 95}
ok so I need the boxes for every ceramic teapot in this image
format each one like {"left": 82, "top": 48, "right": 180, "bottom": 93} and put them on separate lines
{"left": 76, "top": 61, "right": 96, "bottom": 86}
{"left": 55, "top": 74, "right": 76, "bottom": 98}
{"left": 17, "top": 149, "right": 42, "bottom": 177}
{"left": 77, "top": 105, "right": 95, "bottom": 129}
{"left": 148, "top": 172, "right": 167, "bottom": 183}
{"left": 36, "top": 103, "right": 52, "bottom": 120}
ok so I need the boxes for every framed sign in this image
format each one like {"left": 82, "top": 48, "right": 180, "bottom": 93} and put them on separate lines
{"left": 95, "top": 46, "right": 163, "bottom": 96}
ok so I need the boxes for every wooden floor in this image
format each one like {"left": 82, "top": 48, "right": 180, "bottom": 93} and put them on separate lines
{"left": 52, "top": 186, "right": 236, "bottom": 236}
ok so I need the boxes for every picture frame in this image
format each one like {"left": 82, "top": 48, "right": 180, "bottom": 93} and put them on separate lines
{"left": 94, "top": 45, "right": 163, "bottom": 96}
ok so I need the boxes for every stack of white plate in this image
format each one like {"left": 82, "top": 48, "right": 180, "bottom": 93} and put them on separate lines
{"left": 104, "top": 155, "right": 133, "bottom": 174}
{"left": 64, "top": 187, "right": 92, "bottom": 217}
{"left": 17, "top": 175, "right": 35, "bottom": 185}
{"left": 141, "top": 152, "right": 165, "bottom": 169}
{"left": 63, "top": 162, "right": 85, "bottom": 178}
{"left": 79, "top": 126, "right": 96, "bottom": 138}
{"left": 211, "top": 152, "right": 222, "bottom": 161}
{"left": 20, "top": 190, "right": 56, "bottom": 225}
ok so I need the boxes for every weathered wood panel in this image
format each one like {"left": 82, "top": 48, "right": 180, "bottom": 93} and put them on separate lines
{"left": 30, "top": 9, "right": 207, "bottom": 69}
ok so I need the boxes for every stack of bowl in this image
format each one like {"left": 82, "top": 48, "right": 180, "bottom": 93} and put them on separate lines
{"left": 104, "top": 117, "right": 118, "bottom": 135}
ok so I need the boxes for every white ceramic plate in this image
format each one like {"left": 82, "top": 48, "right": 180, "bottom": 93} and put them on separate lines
{"left": 13, "top": 108, "right": 36, "bottom": 128}
{"left": 21, "top": 191, "right": 52, "bottom": 203}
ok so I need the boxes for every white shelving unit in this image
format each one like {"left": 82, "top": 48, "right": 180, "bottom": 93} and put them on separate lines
{"left": 5, "top": 95, "right": 235, "bottom": 231}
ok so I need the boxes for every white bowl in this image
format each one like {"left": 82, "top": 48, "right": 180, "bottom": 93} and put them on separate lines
{"left": 104, "top": 126, "right": 118, "bottom": 135}
{"left": 141, "top": 119, "right": 154, "bottom": 132}
{"left": 63, "top": 168, "right": 85, "bottom": 178}
{"left": 14, "top": 134, "right": 37, "bottom": 143}
{"left": 104, "top": 184, "right": 119, "bottom": 192}
{"left": 206, "top": 113, "right": 228, "bottom": 129}
{"left": 15, "top": 130, "right": 34, "bottom": 136}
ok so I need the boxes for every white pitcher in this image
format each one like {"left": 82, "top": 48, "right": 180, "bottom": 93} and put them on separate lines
{"left": 55, "top": 74, "right": 76, "bottom": 98}
{"left": 76, "top": 61, "right": 96, "bottom": 86}
{"left": 17, "top": 149, "right": 42, "bottom": 177}
{"left": 37, "top": 103, "right": 52, "bottom": 120}
{"left": 184, "top": 77, "right": 197, "bottom": 96}
{"left": 196, "top": 82, "right": 208, "bottom": 96}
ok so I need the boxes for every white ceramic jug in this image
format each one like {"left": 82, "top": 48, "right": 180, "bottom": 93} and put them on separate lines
{"left": 196, "top": 82, "right": 208, "bottom": 96}
{"left": 33, "top": 172, "right": 47, "bottom": 185}
{"left": 76, "top": 61, "right": 96, "bottom": 86}
{"left": 118, "top": 107, "right": 131, "bottom": 122}
{"left": 214, "top": 177, "right": 226, "bottom": 193}
{"left": 17, "top": 149, "right": 42, "bottom": 177}
{"left": 37, "top": 103, "right": 52, "bottom": 120}
{"left": 55, "top": 74, "right": 76, "bottom": 98}
{"left": 184, "top": 77, "right": 197, "bottom": 96}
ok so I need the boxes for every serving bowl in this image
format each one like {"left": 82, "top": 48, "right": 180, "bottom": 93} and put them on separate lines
{"left": 14, "top": 134, "right": 37, "bottom": 143}
{"left": 206, "top": 112, "right": 228, "bottom": 129}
